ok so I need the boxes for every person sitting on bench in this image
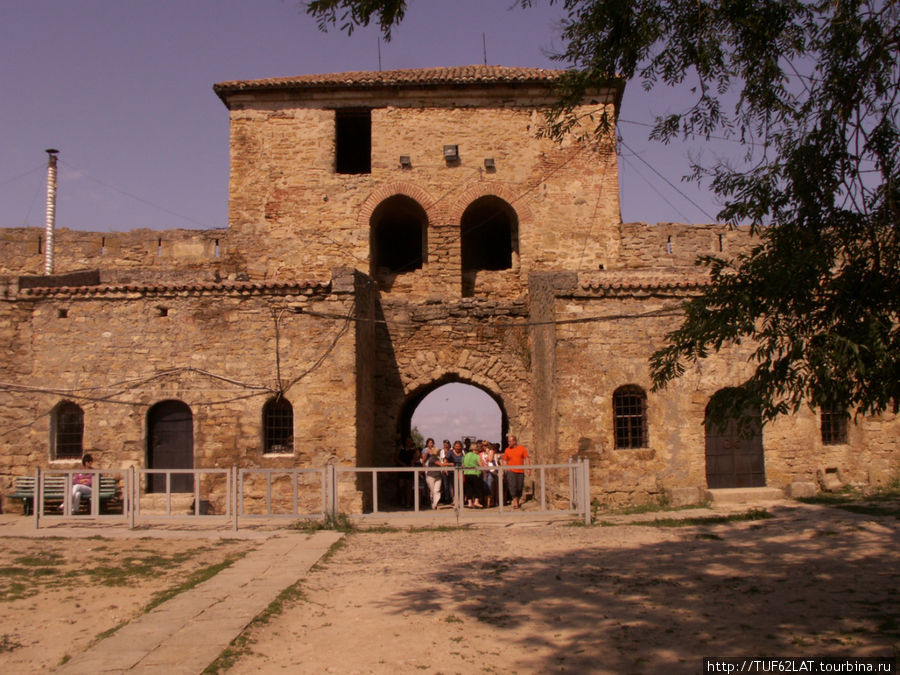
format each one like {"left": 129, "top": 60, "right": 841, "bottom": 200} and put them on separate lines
{"left": 70, "top": 454, "right": 95, "bottom": 513}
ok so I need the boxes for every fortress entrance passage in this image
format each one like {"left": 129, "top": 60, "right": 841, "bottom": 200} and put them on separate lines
{"left": 406, "top": 381, "right": 505, "bottom": 447}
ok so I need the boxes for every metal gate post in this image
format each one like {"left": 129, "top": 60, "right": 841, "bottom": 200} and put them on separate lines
{"left": 327, "top": 463, "right": 337, "bottom": 520}
{"left": 33, "top": 467, "right": 40, "bottom": 529}
{"left": 582, "top": 458, "right": 591, "bottom": 525}
{"left": 128, "top": 465, "right": 135, "bottom": 529}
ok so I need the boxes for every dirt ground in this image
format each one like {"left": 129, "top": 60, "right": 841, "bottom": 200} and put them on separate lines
{"left": 1, "top": 503, "right": 897, "bottom": 674}
{"left": 228, "top": 504, "right": 899, "bottom": 674}
{"left": 0, "top": 536, "right": 258, "bottom": 672}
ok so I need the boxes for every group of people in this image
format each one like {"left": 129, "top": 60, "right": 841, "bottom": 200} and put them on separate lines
{"left": 396, "top": 434, "right": 530, "bottom": 510}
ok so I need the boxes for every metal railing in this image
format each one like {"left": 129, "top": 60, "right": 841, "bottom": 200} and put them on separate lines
{"left": 24, "top": 459, "right": 590, "bottom": 530}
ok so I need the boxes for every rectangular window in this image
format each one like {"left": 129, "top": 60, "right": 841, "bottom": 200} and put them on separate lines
{"left": 613, "top": 387, "right": 648, "bottom": 449}
{"left": 335, "top": 109, "right": 371, "bottom": 174}
{"left": 821, "top": 406, "right": 849, "bottom": 445}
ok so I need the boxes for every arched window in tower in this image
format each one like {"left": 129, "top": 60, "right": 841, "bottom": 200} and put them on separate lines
{"left": 51, "top": 401, "right": 84, "bottom": 460}
{"left": 460, "top": 196, "right": 518, "bottom": 273}
{"left": 263, "top": 396, "right": 294, "bottom": 454}
{"left": 370, "top": 195, "right": 428, "bottom": 277}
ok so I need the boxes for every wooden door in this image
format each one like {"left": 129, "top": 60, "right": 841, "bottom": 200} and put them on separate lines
{"left": 705, "top": 397, "right": 765, "bottom": 489}
{"left": 147, "top": 400, "right": 194, "bottom": 493}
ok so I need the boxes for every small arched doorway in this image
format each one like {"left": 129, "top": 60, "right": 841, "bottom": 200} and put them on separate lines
{"left": 704, "top": 389, "right": 765, "bottom": 489}
{"left": 147, "top": 400, "right": 194, "bottom": 493}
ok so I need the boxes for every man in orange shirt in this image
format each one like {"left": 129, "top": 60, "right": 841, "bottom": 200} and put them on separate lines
{"left": 502, "top": 434, "right": 530, "bottom": 509}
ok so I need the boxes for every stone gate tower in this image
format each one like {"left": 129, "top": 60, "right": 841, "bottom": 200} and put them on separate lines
{"left": 1, "top": 66, "right": 895, "bottom": 511}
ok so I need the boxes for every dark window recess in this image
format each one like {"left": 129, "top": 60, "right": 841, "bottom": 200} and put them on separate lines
{"left": 335, "top": 109, "right": 372, "bottom": 174}
{"left": 461, "top": 196, "right": 517, "bottom": 272}
{"left": 54, "top": 402, "right": 84, "bottom": 459}
{"left": 613, "top": 386, "right": 648, "bottom": 449}
{"left": 264, "top": 397, "right": 294, "bottom": 453}
{"left": 370, "top": 195, "right": 427, "bottom": 275}
{"left": 821, "top": 405, "right": 849, "bottom": 445}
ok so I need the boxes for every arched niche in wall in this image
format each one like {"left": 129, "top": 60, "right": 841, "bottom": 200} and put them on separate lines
{"left": 369, "top": 194, "right": 429, "bottom": 282}
{"left": 460, "top": 195, "right": 518, "bottom": 273}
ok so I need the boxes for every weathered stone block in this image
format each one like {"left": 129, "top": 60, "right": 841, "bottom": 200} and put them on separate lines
{"left": 787, "top": 482, "right": 818, "bottom": 499}
{"left": 665, "top": 486, "right": 704, "bottom": 507}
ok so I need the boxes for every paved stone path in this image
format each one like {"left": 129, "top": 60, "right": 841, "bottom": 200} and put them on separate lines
{"left": 55, "top": 531, "right": 342, "bottom": 674}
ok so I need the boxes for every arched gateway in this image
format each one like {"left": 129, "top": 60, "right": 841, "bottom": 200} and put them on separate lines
{"left": 399, "top": 376, "right": 509, "bottom": 448}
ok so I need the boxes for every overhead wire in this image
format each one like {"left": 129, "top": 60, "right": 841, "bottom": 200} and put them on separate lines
{"left": 58, "top": 158, "right": 209, "bottom": 228}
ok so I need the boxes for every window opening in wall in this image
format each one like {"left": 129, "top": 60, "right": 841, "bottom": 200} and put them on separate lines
{"left": 613, "top": 385, "right": 648, "bottom": 449}
{"left": 335, "top": 108, "right": 372, "bottom": 174}
{"left": 666, "top": 236, "right": 673, "bottom": 254}
{"left": 214, "top": 239, "right": 220, "bottom": 258}
{"left": 370, "top": 195, "right": 427, "bottom": 278}
{"left": 718, "top": 233, "right": 724, "bottom": 252}
{"left": 57, "top": 308, "right": 68, "bottom": 318}
{"left": 821, "top": 405, "right": 849, "bottom": 445}
{"left": 263, "top": 397, "right": 294, "bottom": 453}
{"left": 52, "top": 401, "right": 84, "bottom": 459}
{"left": 101, "top": 237, "right": 106, "bottom": 255}
{"left": 157, "top": 238, "right": 162, "bottom": 256}
{"left": 461, "top": 196, "right": 517, "bottom": 273}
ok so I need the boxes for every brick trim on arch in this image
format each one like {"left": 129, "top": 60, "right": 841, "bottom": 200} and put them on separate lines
{"left": 448, "top": 181, "right": 533, "bottom": 226}
{"left": 356, "top": 182, "right": 441, "bottom": 229}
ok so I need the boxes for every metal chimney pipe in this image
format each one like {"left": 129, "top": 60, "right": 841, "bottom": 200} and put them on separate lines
{"left": 44, "top": 148, "right": 59, "bottom": 275}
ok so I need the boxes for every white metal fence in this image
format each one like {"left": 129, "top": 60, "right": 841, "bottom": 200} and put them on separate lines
{"left": 21, "top": 460, "right": 590, "bottom": 530}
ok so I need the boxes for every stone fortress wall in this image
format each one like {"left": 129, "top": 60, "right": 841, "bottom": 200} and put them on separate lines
{"left": 1, "top": 66, "right": 896, "bottom": 512}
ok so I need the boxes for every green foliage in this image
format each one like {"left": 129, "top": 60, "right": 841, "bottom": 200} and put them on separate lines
{"left": 290, "top": 512, "right": 355, "bottom": 532}
{"left": 306, "top": 0, "right": 900, "bottom": 424}
{"left": 544, "top": 0, "right": 900, "bottom": 423}
{"left": 409, "top": 425, "right": 425, "bottom": 449}
{"left": 306, "top": 0, "right": 406, "bottom": 39}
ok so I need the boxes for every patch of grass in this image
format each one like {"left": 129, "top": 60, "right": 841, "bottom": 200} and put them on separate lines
{"left": 799, "top": 478, "right": 900, "bottom": 505}
{"left": 290, "top": 512, "right": 355, "bottom": 533}
{"left": 406, "top": 525, "right": 467, "bottom": 533}
{"left": 1, "top": 633, "right": 23, "bottom": 653}
{"left": 835, "top": 503, "right": 900, "bottom": 517}
{"left": 600, "top": 507, "right": 772, "bottom": 528}
{"left": 204, "top": 579, "right": 307, "bottom": 674}
{"left": 73, "top": 550, "right": 251, "bottom": 663}
{"left": 798, "top": 479, "right": 900, "bottom": 517}
{"left": 309, "top": 536, "right": 348, "bottom": 573}
{"left": 145, "top": 554, "right": 247, "bottom": 613}
{"left": 590, "top": 495, "right": 712, "bottom": 523}
{"left": 14, "top": 552, "right": 65, "bottom": 566}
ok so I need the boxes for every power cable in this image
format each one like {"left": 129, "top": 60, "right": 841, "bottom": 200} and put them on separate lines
{"left": 617, "top": 135, "right": 717, "bottom": 222}
{"left": 58, "top": 159, "right": 208, "bottom": 228}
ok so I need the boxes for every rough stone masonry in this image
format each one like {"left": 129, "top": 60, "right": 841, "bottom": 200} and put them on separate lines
{"left": 0, "top": 66, "right": 896, "bottom": 512}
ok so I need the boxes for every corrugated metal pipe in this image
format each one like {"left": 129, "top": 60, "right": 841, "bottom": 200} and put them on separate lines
{"left": 44, "top": 148, "right": 59, "bottom": 275}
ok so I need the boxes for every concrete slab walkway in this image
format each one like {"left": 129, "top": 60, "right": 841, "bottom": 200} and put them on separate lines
{"left": 55, "top": 530, "right": 342, "bottom": 674}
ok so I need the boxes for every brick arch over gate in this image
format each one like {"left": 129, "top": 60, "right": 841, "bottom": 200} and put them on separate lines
{"left": 447, "top": 181, "right": 533, "bottom": 227}
{"left": 397, "top": 372, "right": 510, "bottom": 445}
{"left": 356, "top": 182, "right": 443, "bottom": 231}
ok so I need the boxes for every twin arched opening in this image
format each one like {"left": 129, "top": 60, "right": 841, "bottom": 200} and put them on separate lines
{"left": 368, "top": 192, "right": 518, "bottom": 288}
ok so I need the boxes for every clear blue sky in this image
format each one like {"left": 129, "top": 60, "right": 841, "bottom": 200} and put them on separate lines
{"left": 1, "top": 0, "right": 729, "bottom": 233}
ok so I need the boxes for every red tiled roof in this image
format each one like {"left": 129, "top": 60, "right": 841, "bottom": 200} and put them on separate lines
{"left": 19, "top": 279, "right": 329, "bottom": 298}
{"left": 214, "top": 65, "right": 568, "bottom": 99}
{"left": 577, "top": 270, "right": 710, "bottom": 295}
